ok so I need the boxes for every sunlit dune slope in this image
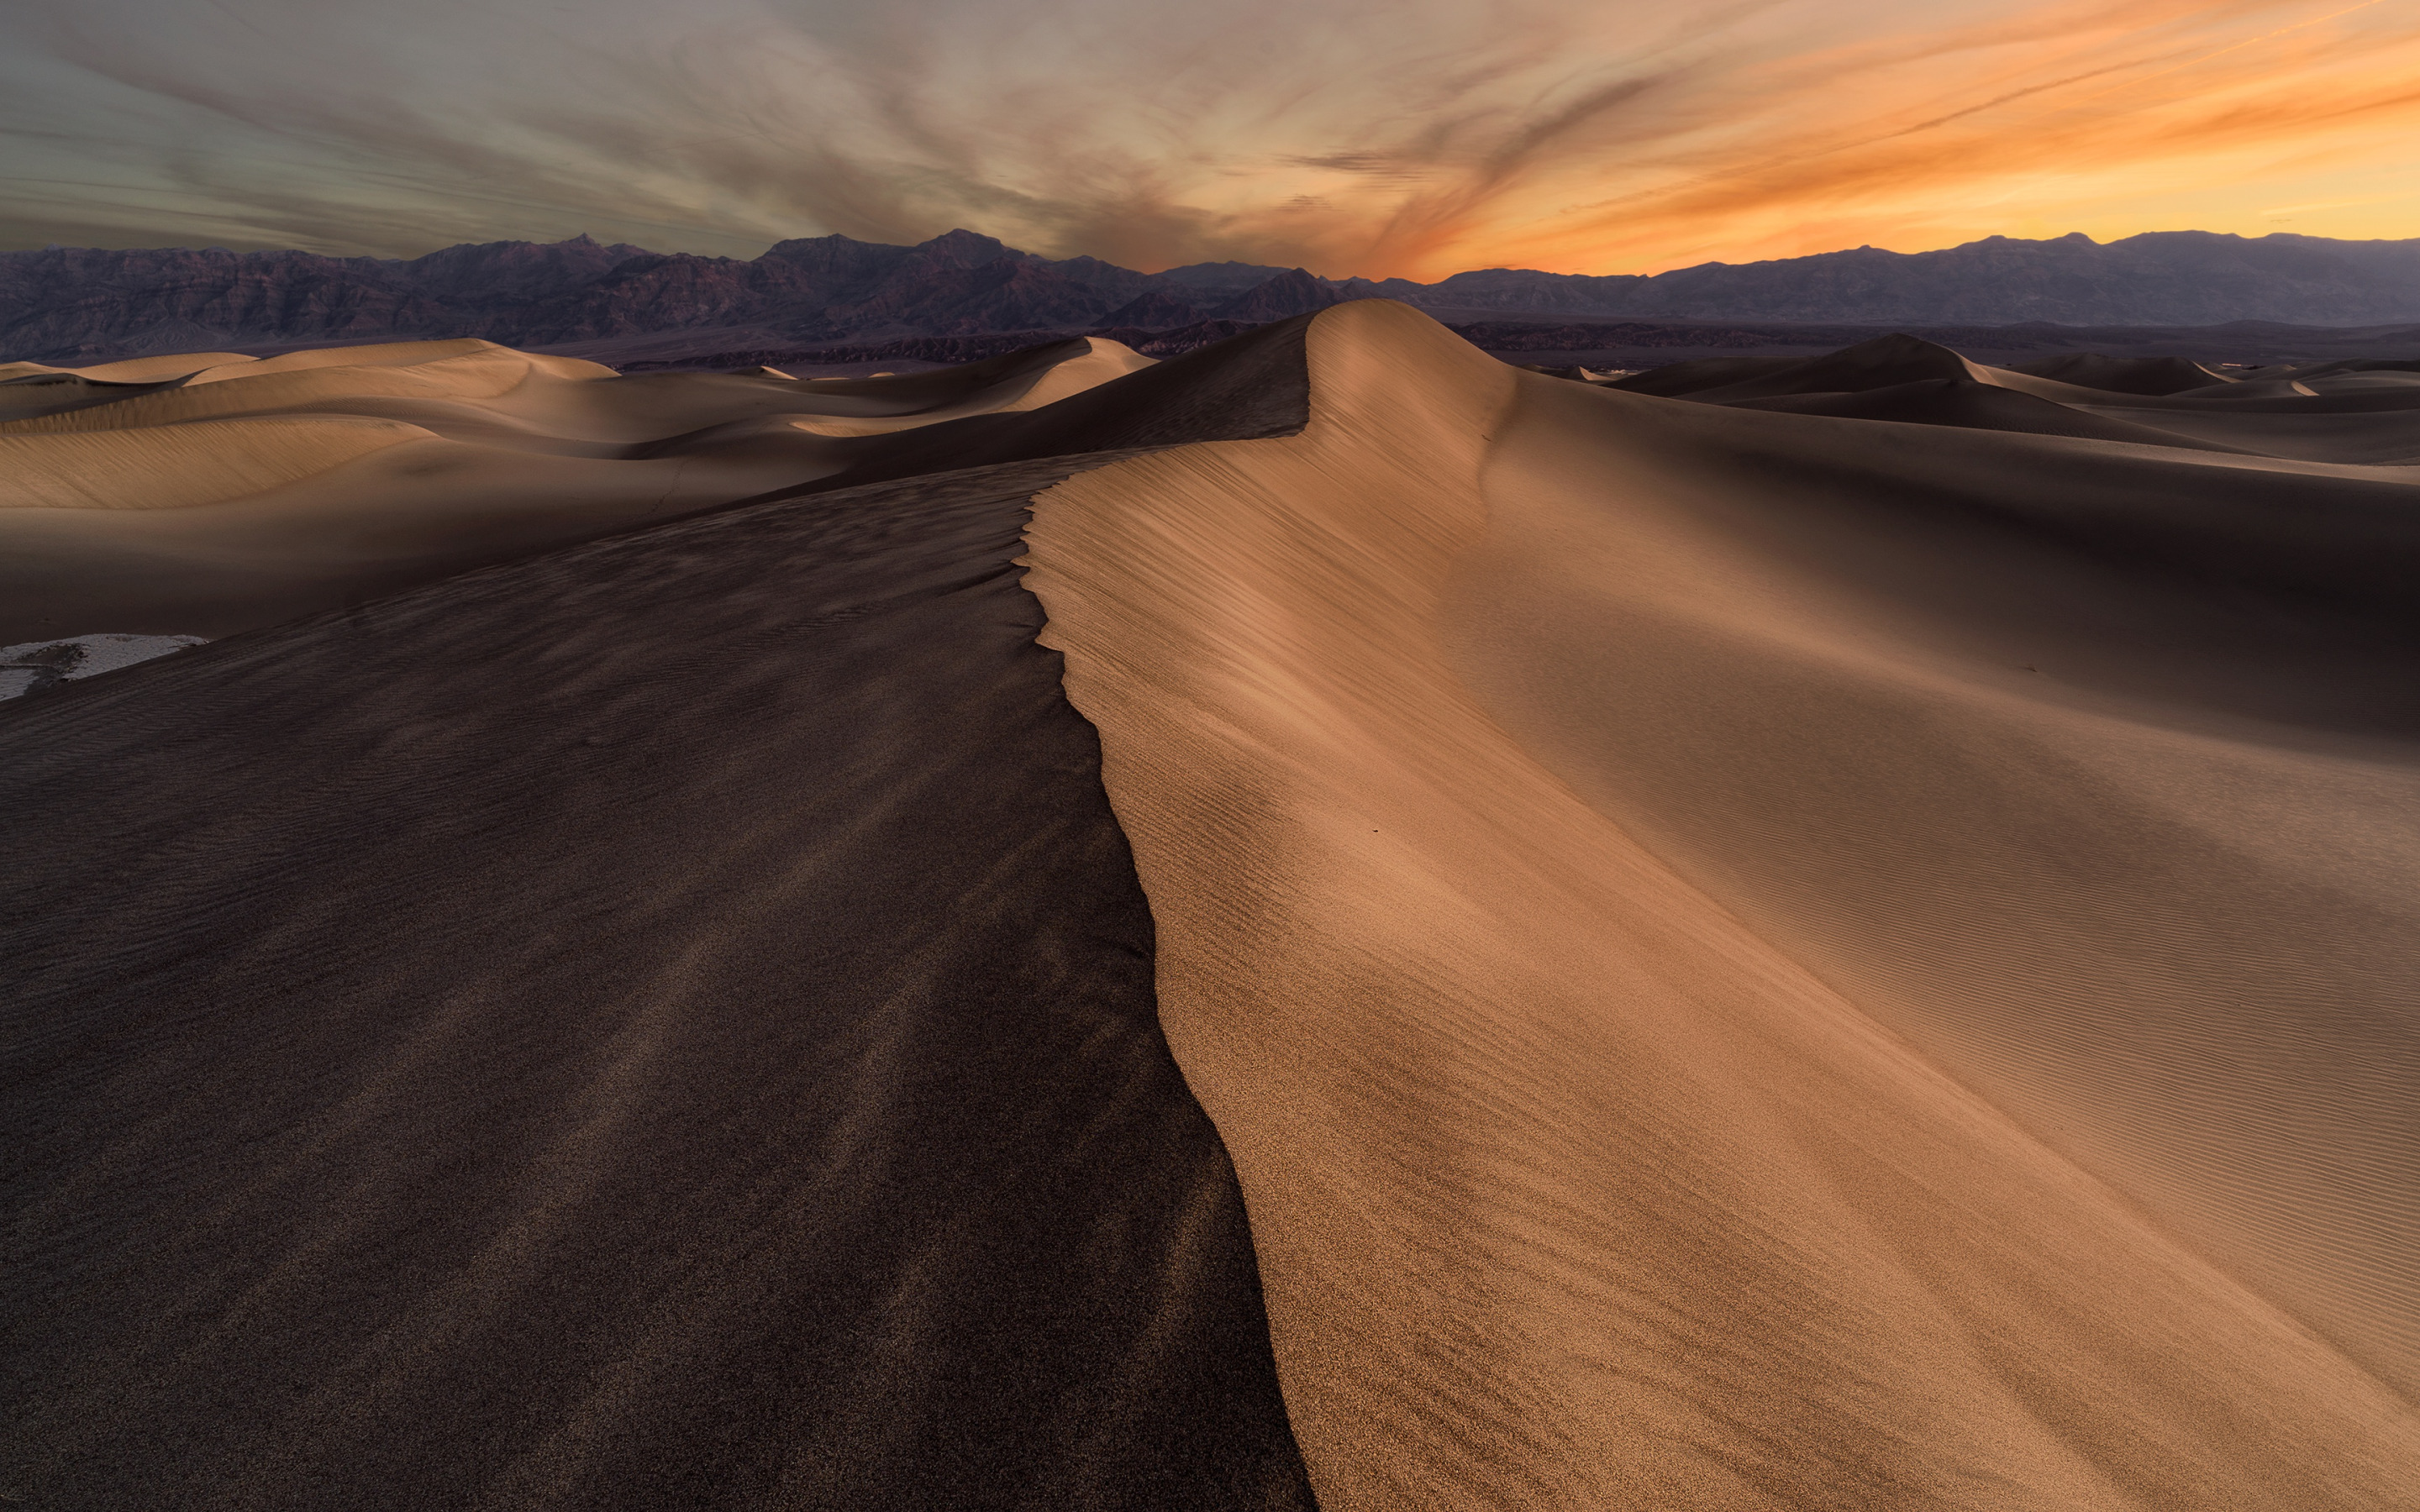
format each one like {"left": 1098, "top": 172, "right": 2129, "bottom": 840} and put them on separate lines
{"left": 1456, "top": 356, "right": 2420, "bottom": 1389}
{"left": 1023, "top": 300, "right": 2420, "bottom": 1508}
{"left": 0, "top": 417, "right": 431, "bottom": 509}
{"left": 0, "top": 335, "right": 1154, "bottom": 641}
{"left": 0, "top": 351, "right": 255, "bottom": 386}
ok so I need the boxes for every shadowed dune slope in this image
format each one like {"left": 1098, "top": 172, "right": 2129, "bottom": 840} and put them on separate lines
{"left": 1616, "top": 334, "right": 2420, "bottom": 465}
{"left": 2066, "top": 370, "right": 2420, "bottom": 464}
{"left": 2004, "top": 353, "right": 2234, "bottom": 396}
{"left": 2290, "top": 358, "right": 2420, "bottom": 381}
{"left": 738, "top": 316, "right": 1319, "bottom": 501}
{"left": 2167, "top": 375, "right": 2317, "bottom": 399}
{"left": 0, "top": 335, "right": 1160, "bottom": 643}
{"left": 2061, "top": 405, "right": 2420, "bottom": 464}
{"left": 1607, "top": 333, "right": 2110, "bottom": 405}
{"left": 1022, "top": 299, "right": 2420, "bottom": 1509}
{"left": 1721, "top": 378, "right": 2260, "bottom": 452}
{"left": 0, "top": 377, "right": 1319, "bottom": 1504}
{"left": 0, "top": 370, "right": 180, "bottom": 424}
{"left": 1602, "top": 351, "right": 1807, "bottom": 397}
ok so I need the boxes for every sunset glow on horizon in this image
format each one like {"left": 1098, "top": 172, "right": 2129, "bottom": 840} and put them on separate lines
{"left": 3, "top": 0, "right": 2417, "bottom": 278}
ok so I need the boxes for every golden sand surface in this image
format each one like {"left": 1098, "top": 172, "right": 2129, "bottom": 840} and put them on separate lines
{"left": 1023, "top": 301, "right": 2420, "bottom": 1508}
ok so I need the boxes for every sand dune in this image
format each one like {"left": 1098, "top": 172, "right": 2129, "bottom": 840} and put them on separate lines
{"left": 1023, "top": 301, "right": 2420, "bottom": 1506}
{"left": 0, "top": 334, "right": 1155, "bottom": 642}
{"left": 6, "top": 303, "right": 2417, "bottom": 1507}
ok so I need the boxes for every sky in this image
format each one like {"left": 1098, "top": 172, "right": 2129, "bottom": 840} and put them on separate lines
{"left": 3, "top": 0, "right": 2417, "bottom": 279}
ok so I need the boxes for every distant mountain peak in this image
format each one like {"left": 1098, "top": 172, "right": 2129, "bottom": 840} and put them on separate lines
{"left": 1213, "top": 268, "right": 1343, "bottom": 322}
{"left": 1099, "top": 286, "right": 1208, "bottom": 328}
{"left": 913, "top": 228, "right": 1024, "bottom": 268}
{"left": 1155, "top": 260, "right": 1305, "bottom": 294}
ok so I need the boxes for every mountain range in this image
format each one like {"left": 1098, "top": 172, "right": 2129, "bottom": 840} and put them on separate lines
{"left": 5, "top": 227, "right": 2418, "bottom": 363}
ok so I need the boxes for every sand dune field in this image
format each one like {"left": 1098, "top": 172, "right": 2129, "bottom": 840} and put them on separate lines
{"left": 0, "top": 335, "right": 1152, "bottom": 642}
{"left": 4, "top": 306, "right": 2417, "bottom": 1507}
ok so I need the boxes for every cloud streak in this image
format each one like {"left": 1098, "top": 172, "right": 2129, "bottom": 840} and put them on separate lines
{"left": 0, "top": 0, "right": 2415, "bottom": 276}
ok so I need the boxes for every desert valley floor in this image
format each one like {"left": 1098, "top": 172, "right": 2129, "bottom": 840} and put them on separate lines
{"left": 3, "top": 302, "right": 2418, "bottom": 1509}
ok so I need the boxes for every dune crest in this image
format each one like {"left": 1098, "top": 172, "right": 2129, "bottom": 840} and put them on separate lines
{"left": 1022, "top": 300, "right": 2420, "bottom": 1506}
{"left": 0, "top": 351, "right": 256, "bottom": 385}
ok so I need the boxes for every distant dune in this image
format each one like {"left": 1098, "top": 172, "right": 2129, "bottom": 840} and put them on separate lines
{"left": 4, "top": 304, "right": 2417, "bottom": 1507}
{"left": 0, "top": 333, "right": 1153, "bottom": 641}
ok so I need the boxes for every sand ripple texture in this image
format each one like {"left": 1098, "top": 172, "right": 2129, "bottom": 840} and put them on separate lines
{"left": 1023, "top": 301, "right": 2420, "bottom": 1508}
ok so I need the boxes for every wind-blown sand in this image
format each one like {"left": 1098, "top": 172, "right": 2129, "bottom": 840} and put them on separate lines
{"left": 1022, "top": 302, "right": 2420, "bottom": 1507}
{"left": 5, "top": 305, "right": 2417, "bottom": 1507}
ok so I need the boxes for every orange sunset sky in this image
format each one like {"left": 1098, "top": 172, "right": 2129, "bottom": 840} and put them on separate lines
{"left": 3, "top": 0, "right": 2417, "bottom": 276}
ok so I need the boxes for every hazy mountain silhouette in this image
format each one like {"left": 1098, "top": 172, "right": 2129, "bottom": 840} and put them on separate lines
{"left": 6, "top": 228, "right": 2418, "bottom": 362}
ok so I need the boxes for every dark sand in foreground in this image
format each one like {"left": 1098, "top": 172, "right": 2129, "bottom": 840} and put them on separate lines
{"left": 0, "top": 333, "right": 1317, "bottom": 1507}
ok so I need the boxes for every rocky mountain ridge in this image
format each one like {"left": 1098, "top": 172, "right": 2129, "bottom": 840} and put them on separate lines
{"left": 4, "top": 228, "right": 2416, "bottom": 363}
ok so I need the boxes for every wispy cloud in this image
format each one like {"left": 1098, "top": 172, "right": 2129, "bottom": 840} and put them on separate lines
{"left": 1, "top": 0, "right": 2415, "bottom": 276}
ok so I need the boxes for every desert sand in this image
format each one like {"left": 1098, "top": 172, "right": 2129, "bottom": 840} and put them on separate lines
{"left": 4, "top": 305, "right": 2417, "bottom": 1507}
{"left": 1021, "top": 303, "right": 2420, "bottom": 1507}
